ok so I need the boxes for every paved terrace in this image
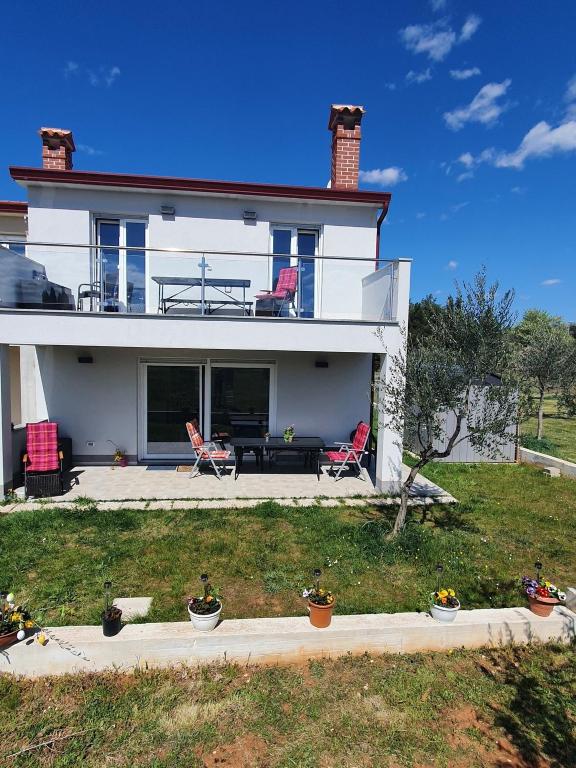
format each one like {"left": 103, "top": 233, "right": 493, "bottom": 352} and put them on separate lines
{"left": 13, "top": 463, "right": 455, "bottom": 503}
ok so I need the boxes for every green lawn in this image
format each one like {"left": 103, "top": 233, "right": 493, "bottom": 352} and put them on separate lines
{"left": 521, "top": 394, "right": 576, "bottom": 463}
{"left": 1, "top": 643, "right": 575, "bottom": 767}
{"left": 1, "top": 461, "right": 575, "bottom": 627}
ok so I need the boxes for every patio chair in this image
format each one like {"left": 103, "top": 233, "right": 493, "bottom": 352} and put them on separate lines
{"left": 255, "top": 267, "right": 298, "bottom": 316}
{"left": 22, "top": 421, "right": 64, "bottom": 497}
{"left": 186, "top": 421, "right": 231, "bottom": 479}
{"left": 325, "top": 421, "right": 370, "bottom": 481}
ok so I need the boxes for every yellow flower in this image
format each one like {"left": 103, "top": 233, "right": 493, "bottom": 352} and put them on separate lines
{"left": 544, "top": 581, "right": 551, "bottom": 588}
{"left": 24, "top": 620, "right": 35, "bottom": 629}
{"left": 448, "top": 589, "right": 455, "bottom": 597}
{"left": 10, "top": 612, "right": 22, "bottom": 623}
{"left": 438, "top": 590, "right": 448, "bottom": 598}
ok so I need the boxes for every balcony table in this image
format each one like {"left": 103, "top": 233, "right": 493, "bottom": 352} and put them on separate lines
{"left": 230, "top": 436, "right": 325, "bottom": 480}
{"left": 152, "top": 276, "right": 252, "bottom": 315}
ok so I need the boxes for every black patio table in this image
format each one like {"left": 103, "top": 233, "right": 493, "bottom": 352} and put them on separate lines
{"left": 230, "top": 436, "right": 325, "bottom": 480}
{"left": 152, "top": 276, "right": 252, "bottom": 315}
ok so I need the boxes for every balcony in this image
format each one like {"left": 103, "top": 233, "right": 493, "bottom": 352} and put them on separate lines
{"left": 0, "top": 242, "right": 409, "bottom": 353}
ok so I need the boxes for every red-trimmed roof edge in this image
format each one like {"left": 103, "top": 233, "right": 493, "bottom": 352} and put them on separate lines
{"left": 9, "top": 166, "right": 391, "bottom": 208}
{"left": 0, "top": 200, "right": 27, "bottom": 214}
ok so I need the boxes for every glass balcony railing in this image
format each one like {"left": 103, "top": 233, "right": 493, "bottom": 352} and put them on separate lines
{"left": 0, "top": 242, "right": 402, "bottom": 323}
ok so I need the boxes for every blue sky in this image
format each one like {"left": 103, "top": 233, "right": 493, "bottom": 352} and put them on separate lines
{"left": 2, "top": 0, "right": 575, "bottom": 320}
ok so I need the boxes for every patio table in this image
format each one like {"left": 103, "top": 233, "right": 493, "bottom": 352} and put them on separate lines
{"left": 230, "top": 436, "right": 325, "bottom": 480}
{"left": 152, "top": 276, "right": 252, "bottom": 315}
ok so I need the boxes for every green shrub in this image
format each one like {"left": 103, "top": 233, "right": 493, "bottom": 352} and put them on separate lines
{"left": 520, "top": 434, "right": 558, "bottom": 456}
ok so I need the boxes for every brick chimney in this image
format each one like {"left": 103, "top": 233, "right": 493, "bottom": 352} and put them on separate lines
{"left": 328, "top": 105, "right": 365, "bottom": 189}
{"left": 39, "top": 127, "right": 76, "bottom": 170}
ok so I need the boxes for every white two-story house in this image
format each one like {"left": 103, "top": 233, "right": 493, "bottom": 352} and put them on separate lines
{"left": 0, "top": 104, "right": 410, "bottom": 495}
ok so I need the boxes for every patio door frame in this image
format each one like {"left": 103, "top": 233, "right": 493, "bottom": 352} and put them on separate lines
{"left": 269, "top": 225, "right": 322, "bottom": 317}
{"left": 138, "top": 359, "right": 277, "bottom": 461}
{"left": 138, "top": 360, "right": 204, "bottom": 461}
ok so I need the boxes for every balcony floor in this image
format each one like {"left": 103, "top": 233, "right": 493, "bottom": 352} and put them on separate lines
{"left": 17, "top": 462, "right": 450, "bottom": 502}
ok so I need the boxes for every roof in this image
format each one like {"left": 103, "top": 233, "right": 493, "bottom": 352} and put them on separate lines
{"left": 9, "top": 166, "right": 391, "bottom": 208}
{"left": 0, "top": 200, "right": 27, "bottom": 215}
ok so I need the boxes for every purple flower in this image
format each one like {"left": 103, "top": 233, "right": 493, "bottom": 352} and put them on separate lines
{"left": 526, "top": 586, "right": 536, "bottom": 597}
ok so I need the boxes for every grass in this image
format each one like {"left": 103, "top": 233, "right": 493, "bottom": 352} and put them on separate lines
{"left": 1, "top": 643, "right": 575, "bottom": 767}
{"left": 1, "top": 462, "right": 575, "bottom": 626}
{"left": 521, "top": 394, "right": 576, "bottom": 464}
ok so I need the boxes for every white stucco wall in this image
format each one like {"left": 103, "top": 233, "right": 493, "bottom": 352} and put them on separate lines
{"left": 32, "top": 345, "right": 372, "bottom": 463}
{"left": 25, "top": 185, "right": 380, "bottom": 319}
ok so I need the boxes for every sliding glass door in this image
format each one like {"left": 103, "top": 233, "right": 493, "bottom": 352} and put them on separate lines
{"left": 211, "top": 365, "right": 271, "bottom": 440}
{"left": 143, "top": 363, "right": 201, "bottom": 458}
{"left": 96, "top": 219, "right": 147, "bottom": 312}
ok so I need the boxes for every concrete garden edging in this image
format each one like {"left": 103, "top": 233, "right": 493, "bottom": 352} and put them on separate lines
{"left": 1, "top": 606, "right": 574, "bottom": 678}
{"left": 519, "top": 447, "right": 576, "bottom": 479}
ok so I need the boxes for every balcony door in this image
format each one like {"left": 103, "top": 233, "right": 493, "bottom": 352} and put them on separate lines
{"left": 96, "top": 219, "right": 147, "bottom": 312}
{"left": 270, "top": 227, "right": 319, "bottom": 318}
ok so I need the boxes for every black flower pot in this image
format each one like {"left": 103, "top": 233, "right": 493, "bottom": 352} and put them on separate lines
{"left": 101, "top": 610, "right": 122, "bottom": 637}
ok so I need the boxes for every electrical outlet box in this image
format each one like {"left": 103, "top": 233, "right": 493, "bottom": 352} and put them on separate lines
{"left": 86, "top": 441, "right": 95, "bottom": 448}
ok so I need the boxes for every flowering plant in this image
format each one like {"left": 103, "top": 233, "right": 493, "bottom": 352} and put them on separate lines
{"left": 521, "top": 576, "right": 565, "bottom": 602}
{"left": 0, "top": 591, "right": 35, "bottom": 637}
{"left": 188, "top": 574, "right": 222, "bottom": 616}
{"left": 283, "top": 424, "right": 295, "bottom": 442}
{"left": 430, "top": 588, "right": 459, "bottom": 608}
{"left": 303, "top": 568, "right": 334, "bottom": 606}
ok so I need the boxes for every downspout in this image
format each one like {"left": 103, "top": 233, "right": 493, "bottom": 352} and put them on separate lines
{"left": 370, "top": 199, "right": 390, "bottom": 459}
{"left": 375, "top": 198, "right": 390, "bottom": 270}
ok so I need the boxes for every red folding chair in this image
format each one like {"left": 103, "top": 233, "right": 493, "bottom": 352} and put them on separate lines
{"left": 22, "top": 422, "right": 64, "bottom": 497}
{"left": 186, "top": 421, "right": 231, "bottom": 479}
{"left": 255, "top": 266, "right": 298, "bottom": 316}
{"left": 325, "top": 422, "right": 370, "bottom": 481}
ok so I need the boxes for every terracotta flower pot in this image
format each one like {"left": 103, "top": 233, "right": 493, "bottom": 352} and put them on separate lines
{"left": 308, "top": 600, "right": 335, "bottom": 628}
{"left": 528, "top": 595, "right": 559, "bottom": 617}
{"left": 0, "top": 630, "right": 20, "bottom": 649}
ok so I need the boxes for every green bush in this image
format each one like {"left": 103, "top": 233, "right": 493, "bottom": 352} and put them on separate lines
{"left": 520, "top": 434, "right": 558, "bottom": 456}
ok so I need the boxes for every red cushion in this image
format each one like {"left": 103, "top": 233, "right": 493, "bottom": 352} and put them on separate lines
{"left": 325, "top": 451, "right": 350, "bottom": 462}
{"left": 26, "top": 422, "right": 60, "bottom": 472}
{"left": 352, "top": 422, "right": 370, "bottom": 451}
{"left": 199, "top": 450, "right": 230, "bottom": 460}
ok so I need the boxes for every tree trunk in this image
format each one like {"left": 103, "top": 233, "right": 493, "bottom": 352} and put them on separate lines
{"left": 390, "top": 462, "right": 422, "bottom": 537}
{"left": 537, "top": 386, "right": 545, "bottom": 440}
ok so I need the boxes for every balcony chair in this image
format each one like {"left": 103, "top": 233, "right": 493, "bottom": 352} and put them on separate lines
{"left": 325, "top": 421, "right": 370, "bottom": 481}
{"left": 22, "top": 421, "right": 64, "bottom": 498}
{"left": 77, "top": 282, "right": 100, "bottom": 311}
{"left": 186, "top": 421, "right": 231, "bottom": 479}
{"left": 255, "top": 267, "right": 298, "bottom": 316}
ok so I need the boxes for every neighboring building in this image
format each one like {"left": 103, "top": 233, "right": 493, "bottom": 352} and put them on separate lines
{"left": 0, "top": 105, "right": 410, "bottom": 494}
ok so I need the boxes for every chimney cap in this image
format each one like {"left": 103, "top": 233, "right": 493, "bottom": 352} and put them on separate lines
{"left": 38, "top": 127, "right": 76, "bottom": 152}
{"left": 328, "top": 105, "right": 365, "bottom": 131}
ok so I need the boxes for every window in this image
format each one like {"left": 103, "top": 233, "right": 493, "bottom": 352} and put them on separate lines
{"left": 0, "top": 238, "right": 26, "bottom": 256}
{"left": 270, "top": 226, "right": 319, "bottom": 318}
{"left": 95, "top": 218, "right": 147, "bottom": 312}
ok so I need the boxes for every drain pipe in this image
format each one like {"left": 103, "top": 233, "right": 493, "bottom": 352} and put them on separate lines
{"left": 375, "top": 199, "right": 390, "bottom": 270}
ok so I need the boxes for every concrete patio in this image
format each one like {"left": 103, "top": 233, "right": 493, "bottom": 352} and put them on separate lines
{"left": 15, "top": 462, "right": 454, "bottom": 502}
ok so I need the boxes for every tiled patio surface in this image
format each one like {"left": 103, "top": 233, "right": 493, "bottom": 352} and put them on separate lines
{"left": 28, "top": 461, "right": 451, "bottom": 502}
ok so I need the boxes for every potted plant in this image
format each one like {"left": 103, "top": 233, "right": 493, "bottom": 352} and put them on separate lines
{"left": 0, "top": 592, "right": 35, "bottom": 649}
{"left": 303, "top": 568, "right": 335, "bottom": 628}
{"left": 429, "top": 564, "right": 460, "bottom": 622}
{"left": 283, "top": 424, "right": 295, "bottom": 443}
{"left": 108, "top": 440, "right": 128, "bottom": 468}
{"left": 187, "top": 573, "right": 222, "bottom": 631}
{"left": 102, "top": 581, "right": 122, "bottom": 636}
{"left": 522, "top": 561, "right": 566, "bottom": 617}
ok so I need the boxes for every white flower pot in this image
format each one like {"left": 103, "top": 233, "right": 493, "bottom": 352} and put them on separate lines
{"left": 430, "top": 601, "right": 460, "bottom": 623}
{"left": 188, "top": 603, "right": 222, "bottom": 631}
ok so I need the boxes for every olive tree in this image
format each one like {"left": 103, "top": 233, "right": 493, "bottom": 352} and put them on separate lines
{"left": 514, "top": 310, "right": 576, "bottom": 438}
{"left": 377, "top": 270, "right": 518, "bottom": 536}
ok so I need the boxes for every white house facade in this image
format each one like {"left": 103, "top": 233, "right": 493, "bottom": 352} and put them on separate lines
{"left": 0, "top": 105, "right": 410, "bottom": 494}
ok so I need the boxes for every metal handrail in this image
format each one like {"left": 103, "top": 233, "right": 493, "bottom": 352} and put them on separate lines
{"left": 8, "top": 240, "right": 403, "bottom": 265}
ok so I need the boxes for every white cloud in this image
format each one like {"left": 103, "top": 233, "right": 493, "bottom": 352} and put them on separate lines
{"left": 511, "top": 186, "right": 527, "bottom": 194}
{"left": 429, "top": 0, "right": 447, "bottom": 10}
{"left": 63, "top": 61, "right": 78, "bottom": 77}
{"left": 564, "top": 74, "right": 576, "bottom": 103}
{"left": 384, "top": 82, "right": 397, "bottom": 91}
{"left": 416, "top": 211, "right": 427, "bottom": 219}
{"left": 450, "top": 66, "right": 481, "bottom": 80}
{"left": 457, "top": 171, "right": 474, "bottom": 182}
{"left": 493, "top": 120, "right": 576, "bottom": 169}
{"left": 541, "top": 278, "right": 561, "bottom": 286}
{"left": 67, "top": 63, "right": 121, "bottom": 87}
{"left": 458, "top": 151, "right": 475, "bottom": 168}
{"left": 399, "top": 14, "right": 481, "bottom": 62}
{"left": 459, "top": 14, "right": 481, "bottom": 42}
{"left": 406, "top": 68, "right": 433, "bottom": 84}
{"left": 359, "top": 167, "right": 408, "bottom": 187}
{"left": 444, "top": 79, "right": 512, "bottom": 130}
{"left": 446, "top": 260, "right": 458, "bottom": 269}
{"left": 77, "top": 143, "right": 104, "bottom": 156}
